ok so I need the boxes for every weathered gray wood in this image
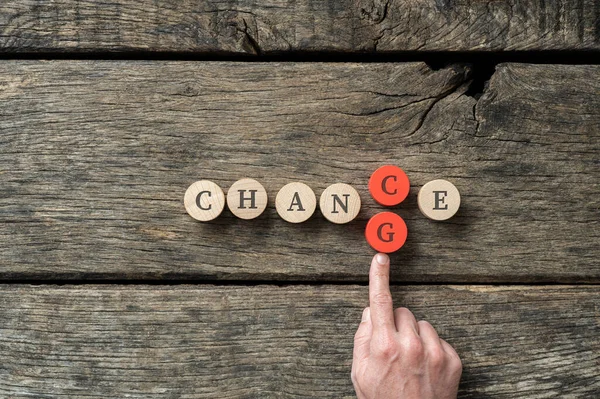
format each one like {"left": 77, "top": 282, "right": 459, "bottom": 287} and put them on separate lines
{"left": 0, "top": 62, "right": 598, "bottom": 282}
{"left": 1, "top": 0, "right": 598, "bottom": 53}
{"left": 0, "top": 284, "right": 598, "bottom": 398}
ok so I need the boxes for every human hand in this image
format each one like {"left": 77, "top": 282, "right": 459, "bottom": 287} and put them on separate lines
{"left": 351, "top": 253, "right": 462, "bottom": 399}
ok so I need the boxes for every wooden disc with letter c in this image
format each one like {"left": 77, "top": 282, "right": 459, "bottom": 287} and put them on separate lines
{"left": 184, "top": 180, "right": 225, "bottom": 222}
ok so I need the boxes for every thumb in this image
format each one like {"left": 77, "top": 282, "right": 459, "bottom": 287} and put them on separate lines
{"left": 353, "top": 307, "right": 373, "bottom": 363}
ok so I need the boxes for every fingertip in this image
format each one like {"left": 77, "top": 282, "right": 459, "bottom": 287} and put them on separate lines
{"left": 370, "top": 253, "right": 390, "bottom": 278}
{"left": 375, "top": 253, "right": 389, "bottom": 266}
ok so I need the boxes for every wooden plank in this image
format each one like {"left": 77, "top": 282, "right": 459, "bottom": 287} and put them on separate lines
{"left": 0, "top": 284, "right": 598, "bottom": 397}
{"left": 1, "top": 0, "right": 599, "bottom": 54}
{"left": 0, "top": 62, "right": 598, "bottom": 282}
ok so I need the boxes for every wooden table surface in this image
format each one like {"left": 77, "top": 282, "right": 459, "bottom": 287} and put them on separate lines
{"left": 0, "top": 1, "right": 599, "bottom": 398}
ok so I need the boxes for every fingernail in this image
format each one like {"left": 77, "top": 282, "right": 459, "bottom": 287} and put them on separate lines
{"left": 376, "top": 253, "right": 389, "bottom": 265}
{"left": 362, "top": 307, "right": 370, "bottom": 322}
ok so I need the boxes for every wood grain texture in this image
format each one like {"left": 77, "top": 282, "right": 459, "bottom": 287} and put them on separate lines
{"left": 0, "top": 284, "right": 598, "bottom": 398}
{"left": 0, "top": 62, "right": 598, "bottom": 282}
{"left": 1, "top": 0, "right": 599, "bottom": 53}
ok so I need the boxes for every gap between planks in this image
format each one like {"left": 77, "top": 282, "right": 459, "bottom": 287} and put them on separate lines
{"left": 1, "top": 50, "right": 600, "bottom": 64}
{"left": 1, "top": 280, "right": 600, "bottom": 287}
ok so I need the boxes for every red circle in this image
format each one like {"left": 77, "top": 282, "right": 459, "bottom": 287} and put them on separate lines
{"left": 365, "top": 212, "right": 408, "bottom": 253}
{"left": 368, "top": 165, "right": 410, "bottom": 206}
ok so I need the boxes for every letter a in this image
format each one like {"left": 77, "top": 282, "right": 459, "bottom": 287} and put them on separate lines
{"left": 287, "top": 192, "right": 305, "bottom": 211}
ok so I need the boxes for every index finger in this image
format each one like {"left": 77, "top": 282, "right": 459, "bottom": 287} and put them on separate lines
{"left": 369, "top": 253, "right": 395, "bottom": 332}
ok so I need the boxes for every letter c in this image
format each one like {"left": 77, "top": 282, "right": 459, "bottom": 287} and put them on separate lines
{"left": 196, "top": 190, "right": 212, "bottom": 210}
{"left": 381, "top": 175, "right": 398, "bottom": 195}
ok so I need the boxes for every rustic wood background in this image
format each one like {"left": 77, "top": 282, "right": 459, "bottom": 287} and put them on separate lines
{"left": 1, "top": 285, "right": 598, "bottom": 398}
{"left": 1, "top": 0, "right": 599, "bottom": 53}
{"left": 0, "top": 1, "right": 598, "bottom": 397}
{"left": 1, "top": 61, "right": 598, "bottom": 283}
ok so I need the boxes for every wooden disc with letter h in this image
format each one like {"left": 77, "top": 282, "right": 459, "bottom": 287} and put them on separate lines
{"left": 319, "top": 183, "right": 361, "bottom": 224}
{"left": 184, "top": 180, "right": 225, "bottom": 221}
{"left": 226, "top": 178, "right": 268, "bottom": 220}
{"left": 418, "top": 179, "right": 461, "bottom": 221}
{"left": 275, "top": 182, "right": 316, "bottom": 223}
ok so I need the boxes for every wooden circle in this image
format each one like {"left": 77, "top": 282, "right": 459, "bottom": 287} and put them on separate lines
{"left": 368, "top": 165, "right": 410, "bottom": 206}
{"left": 418, "top": 179, "right": 461, "bottom": 221}
{"left": 226, "top": 178, "right": 268, "bottom": 220}
{"left": 184, "top": 180, "right": 225, "bottom": 222}
{"left": 319, "top": 183, "right": 361, "bottom": 224}
{"left": 275, "top": 182, "right": 316, "bottom": 223}
{"left": 365, "top": 212, "right": 408, "bottom": 253}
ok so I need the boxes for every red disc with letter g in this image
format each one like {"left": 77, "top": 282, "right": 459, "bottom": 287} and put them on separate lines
{"left": 365, "top": 211, "right": 408, "bottom": 253}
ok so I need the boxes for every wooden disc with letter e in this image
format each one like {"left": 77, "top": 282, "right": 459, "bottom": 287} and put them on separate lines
{"left": 226, "top": 178, "right": 268, "bottom": 220}
{"left": 369, "top": 165, "right": 410, "bottom": 206}
{"left": 365, "top": 212, "right": 408, "bottom": 253}
{"left": 319, "top": 183, "right": 361, "bottom": 224}
{"left": 275, "top": 182, "right": 316, "bottom": 223}
{"left": 184, "top": 180, "right": 225, "bottom": 222}
{"left": 418, "top": 179, "right": 460, "bottom": 221}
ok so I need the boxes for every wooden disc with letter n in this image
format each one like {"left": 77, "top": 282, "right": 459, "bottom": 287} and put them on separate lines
{"left": 319, "top": 183, "right": 361, "bottom": 224}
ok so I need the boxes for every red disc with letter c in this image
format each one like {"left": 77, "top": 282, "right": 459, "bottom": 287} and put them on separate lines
{"left": 368, "top": 165, "right": 410, "bottom": 206}
{"left": 365, "top": 212, "right": 408, "bottom": 253}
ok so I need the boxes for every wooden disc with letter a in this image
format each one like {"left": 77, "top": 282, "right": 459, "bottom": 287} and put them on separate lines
{"left": 365, "top": 212, "right": 408, "bottom": 253}
{"left": 418, "top": 179, "right": 460, "bottom": 221}
{"left": 226, "top": 178, "right": 268, "bottom": 220}
{"left": 184, "top": 180, "right": 225, "bottom": 221}
{"left": 275, "top": 182, "right": 316, "bottom": 223}
{"left": 319, "top": 183, "right": 361, "bottom": 224}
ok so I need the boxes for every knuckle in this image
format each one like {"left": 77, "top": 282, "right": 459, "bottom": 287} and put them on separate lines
{"left": 428, "top": 346, "right": 446, "bottom": 367}
{"left": 378, "top": 345, "right": 400, "bottom": 360}
{"left": 374, "top": 333, "right": 399, "bottom": 359}
{"left": 372, "top": 292, "right": 393, "bottom": 306}
{"left": 371, "top": 270, "right": 388, "bottom": 279}
{"left": 442, "top": 340, "right": 463, "bottom": 372}
{"left": 451, "top": 353, "right": 463, "bottom": 373}
{"left": 401, "top": 335, "right": 424, "bottom": 361}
